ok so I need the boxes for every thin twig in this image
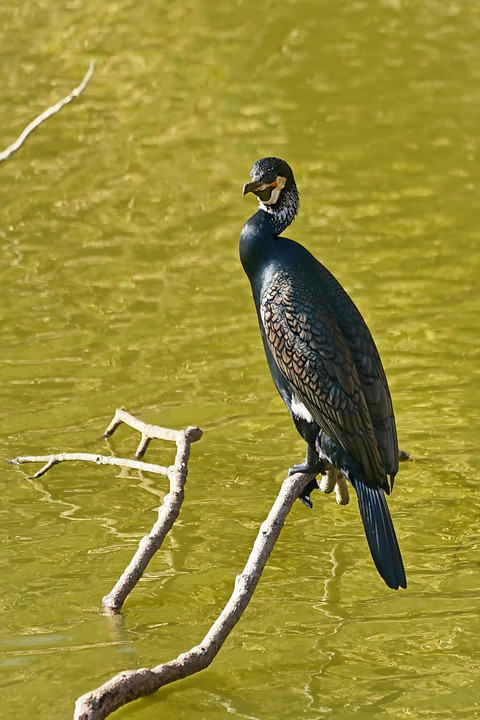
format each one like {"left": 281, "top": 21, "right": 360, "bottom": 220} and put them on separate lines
{"left": 0, "top": 59, "right": 96, "bottom": 164}
{"left": 73, "top": 471, "right": 313, "bottom": 720}
{"left": 9, "top": 452, "right": 169, "bottom": 479}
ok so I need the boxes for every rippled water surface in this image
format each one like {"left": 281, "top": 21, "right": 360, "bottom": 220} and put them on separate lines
{"left": 1, "top": 1, "right": 480, "bottom": 719}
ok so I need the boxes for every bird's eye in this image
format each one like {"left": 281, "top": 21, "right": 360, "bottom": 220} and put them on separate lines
{"left": 251, "top": 172, "right": 276, "bottom": 184}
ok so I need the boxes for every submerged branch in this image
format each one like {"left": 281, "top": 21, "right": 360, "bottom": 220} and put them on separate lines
{"left": 0, "top": 59, "right": 96, "bottom": 164}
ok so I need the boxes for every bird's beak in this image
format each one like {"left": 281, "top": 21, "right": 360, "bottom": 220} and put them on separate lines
{"left": 242, "top": 180, "right": 263, "bottom": 197}
{"left": 243, "top": 178, "right": 280, "bottom": 199}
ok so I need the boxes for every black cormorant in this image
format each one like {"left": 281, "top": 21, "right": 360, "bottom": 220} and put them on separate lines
{"left": 240, "top": 156, "right": 406, "bottom": 590}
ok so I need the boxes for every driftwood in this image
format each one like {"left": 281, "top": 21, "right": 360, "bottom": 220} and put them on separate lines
{"left": 11, "top": 409, "right": 347, "bottom": 720}
{"left": 0, "top": 59, "right": 95, "bottom": 164}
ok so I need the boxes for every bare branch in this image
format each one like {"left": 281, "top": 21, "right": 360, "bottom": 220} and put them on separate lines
{"left": 102, "top": 422, "right": 202, "bottom": 613}
{"left": 9, "top": 452, "right": 170, "bottom": 479}
{"left": 103, "top": 408, "right": 187, "bottom": 459}
{"left": 9, "top": 409, "right": 203, "bottom": 614}
{"left": 73, "top": 471, "right": 313, "bottom": 720}
{"left": 0, "top": 59, "right": 96, "bottom": 164}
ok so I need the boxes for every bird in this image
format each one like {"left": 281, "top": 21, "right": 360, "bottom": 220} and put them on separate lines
{"left": 240, "top": 156, "right": 406, "bottom": 590}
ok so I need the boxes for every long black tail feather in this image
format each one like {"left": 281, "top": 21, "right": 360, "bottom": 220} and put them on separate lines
{"left": 352, "top": 480, "right": 407, "bottom": 590}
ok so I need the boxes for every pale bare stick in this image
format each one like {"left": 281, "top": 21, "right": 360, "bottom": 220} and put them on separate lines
{"left": 0, "top": 59, "right": 96, "bottom": 164}
{"left": 10, "top": 410, "right": 203, "bottom": 614}
{"left": 102, "top": 423, "right": 202, "bottom": 613}
{"left": 73, "top": 470, "right": 313, "bottom": 720}
{"left": 103, "top": 408, "right": 184, "bottom": 459}
{"left": 9, "top": 452, "right": 170, "bottom": 479}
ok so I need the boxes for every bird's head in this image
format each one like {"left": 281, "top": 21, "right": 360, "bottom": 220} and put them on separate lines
{"left": 243, "top": 157, "right": 293, "bottom": 204}
{"left": 242, "top": 157, "right": 299, "bottom": 233}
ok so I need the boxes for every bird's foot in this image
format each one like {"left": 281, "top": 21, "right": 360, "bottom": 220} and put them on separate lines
{"left": 289, "top": 446, "right": 328, "bottom": 509}
{"left": 319, "top": 467, "right": 349, "bottom": 505}
{"left": 289, "top": 455, "right": 350, "bottom": 506}
{"left": 289, "top": 461, "right": 322, "bottom": 509}
{"left": 298, "top": 478, "right": 319, "bottom": 509}
{"left": 288, "top": 457, "right": 326, "bottom": 478}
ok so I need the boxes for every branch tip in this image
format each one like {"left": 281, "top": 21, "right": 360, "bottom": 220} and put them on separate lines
{"left": 0, "top": 59, "right": 96, "bottom": 164}
{"left": 185, "top": 426, "right": 203, "bottom": 443}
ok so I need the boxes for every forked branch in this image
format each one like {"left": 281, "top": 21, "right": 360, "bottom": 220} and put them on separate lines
{"left": 101, "top": 411, "right": 202, "bottom": 612}
{"left": 10, "top": 409, "right": 202, "bottom": 613}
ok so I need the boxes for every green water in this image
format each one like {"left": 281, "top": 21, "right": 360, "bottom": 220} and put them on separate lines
{"left": 1, "top": 1, "right": 480, "bottom": 718}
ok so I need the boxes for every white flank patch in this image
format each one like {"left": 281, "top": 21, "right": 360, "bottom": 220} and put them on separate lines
{"left": 291, "top": 394, "right": 314, "bottom": 423}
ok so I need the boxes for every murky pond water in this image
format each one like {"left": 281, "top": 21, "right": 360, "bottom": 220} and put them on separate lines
{"left": 1, "top": 1, "right": 480, "bottom": 718}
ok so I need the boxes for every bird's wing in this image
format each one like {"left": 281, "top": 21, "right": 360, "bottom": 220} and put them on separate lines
{"left": 322, "top": 272, "right": 399, "bottom": 478}
{"left": 260, "top": 269, "right": 387, "bottom": 487}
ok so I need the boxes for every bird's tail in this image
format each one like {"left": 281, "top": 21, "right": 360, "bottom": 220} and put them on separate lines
{"left": 351, "top": 480, "right": 407, "bottom": 590}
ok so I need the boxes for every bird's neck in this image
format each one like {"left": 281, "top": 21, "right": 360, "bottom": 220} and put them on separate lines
{"left": 240, "top": 181, "right": 299, "bottom": 280}
{"left": 239, "top": 209, "right": 279, "bottom": 280}
{"left": 259, "top": 204, "right": 297, "bottom": 236}
{"left": 260, "top": 182, "right": 299, "bottom": 236}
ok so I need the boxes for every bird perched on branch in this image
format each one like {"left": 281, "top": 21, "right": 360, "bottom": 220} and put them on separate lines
{"left": 240, "top": 157, "right": 406, "bottom": 590}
